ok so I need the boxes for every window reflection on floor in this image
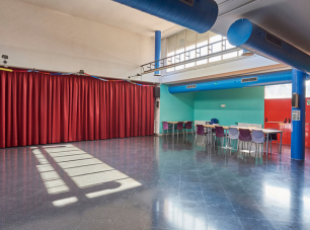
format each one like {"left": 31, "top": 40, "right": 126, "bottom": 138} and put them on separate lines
{"left": 33, "top": 144, "right": 141, "bottom": 207}
{"left": 264, "top": 184, "right": 291, "bottom": 208}
{"left": 165, "top": 200, "right": 208, "bottom": 230}
{"left": 32, "top": 149, "right": 70, "bottom": 195}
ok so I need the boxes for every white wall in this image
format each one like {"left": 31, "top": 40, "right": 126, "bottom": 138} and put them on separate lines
{"left": 161, "top": 55, "right": 279, "bottom": 83}
{"left": 0, "top": 0, "right": 160, "bottom": 83}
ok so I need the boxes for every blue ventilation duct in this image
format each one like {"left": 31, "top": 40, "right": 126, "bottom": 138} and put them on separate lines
{"left": 227, "top": 18, "right": 310, "bottom": 74}
{"left": 169, "top": 70, "right": 293, "bottom": 94}
{"left": 113, "top": 0, "right": 218, "bottom": 33}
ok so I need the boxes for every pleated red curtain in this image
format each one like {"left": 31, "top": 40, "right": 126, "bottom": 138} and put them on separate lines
{"left": 0, "top": 70, "right": 155, "bottom": 148}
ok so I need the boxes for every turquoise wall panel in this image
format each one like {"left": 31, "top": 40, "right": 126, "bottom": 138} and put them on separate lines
{"left": 194, "top": 87, "right": 265, "bottom": 126}
{"left": 159, "top": 85, "right": 265, "bottom": 134}
{"left": 159, "top": 84, "right": 195, "bottom": 134}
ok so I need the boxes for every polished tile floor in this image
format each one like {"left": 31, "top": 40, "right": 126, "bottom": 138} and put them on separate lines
{"left": 1, "top": 135, "right": 310, "bottom": 230}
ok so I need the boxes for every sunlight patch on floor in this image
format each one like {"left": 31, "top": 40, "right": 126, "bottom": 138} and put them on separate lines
{"left": 43, "top": 144, "right": 142, "bottom": 198}
{"left": 33, "top": 149, "right": 70, "bottom": 195}
{"left": 52, "top": 196, "right": 78, "bottom": 207}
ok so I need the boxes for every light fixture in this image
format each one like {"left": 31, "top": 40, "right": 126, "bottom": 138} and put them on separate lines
{"left": 221, "top": 104, "right": 226, "bottom": 108}
{"left": 128, "top": 73, "right": 142, "bottom": 79}
{"left": 79, "top": 70, "right": 85, "bottom": 75}
{"left": 2, "top": 54, "right": 8, "bottom": 68}
{"left": 241, "top": 49, "right": 254, "bottom": 57}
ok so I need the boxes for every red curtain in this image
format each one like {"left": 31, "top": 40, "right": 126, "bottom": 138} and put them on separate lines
{"left": 0, "top": 70, "right": 155, "bottom": 148}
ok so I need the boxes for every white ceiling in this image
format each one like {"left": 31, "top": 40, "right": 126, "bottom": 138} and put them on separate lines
{"left": 19, "top": 0, "right": 177, "bottom": 37}
{"left": 20, "top": 0, "right": 310, "bottom": 54}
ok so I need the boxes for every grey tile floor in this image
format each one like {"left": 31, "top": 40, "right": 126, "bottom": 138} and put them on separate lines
{"left": 1, "top": 135, "right": 310, "bottom": 230}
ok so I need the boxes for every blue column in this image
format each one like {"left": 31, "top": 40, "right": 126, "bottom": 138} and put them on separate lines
{"left": 291, "top": 69, "right": 306, "bottom": 160}
{"left": 155, "top": 31, "right": 161, "bottom": 76}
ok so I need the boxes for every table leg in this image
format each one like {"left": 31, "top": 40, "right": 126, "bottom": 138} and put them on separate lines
{"left": 226, "top": 130, "right": 228, "bottom": 148}
{"left": 222, "top": 129, "right": 230, "bottom": 149}
{"left": 266, "top": 133, "right": 269, "bottom": 155}
{"left": 209, "top": 127, "right": 213, "bottom": 145}
{"left": 172, "top": 124, "right": 175, "bottom": 136}
{"left": 279, "top": 133, "right": 282, "bottom": 154}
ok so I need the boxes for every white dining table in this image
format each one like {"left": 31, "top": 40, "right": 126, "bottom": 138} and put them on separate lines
{"left": 196, "top": 124, "right": 283, "bottom": 155}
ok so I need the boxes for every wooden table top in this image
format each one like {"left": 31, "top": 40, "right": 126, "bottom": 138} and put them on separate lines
{"left": 196, "top": 124, "right": 283, "bottom": 134}
{"left": 167, "top": 121, "right": 189, "bottom": 124}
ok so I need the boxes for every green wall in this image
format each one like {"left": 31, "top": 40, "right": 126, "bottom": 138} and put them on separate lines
{"left": 160, "top": 84, "right": 195, "bottom": 133}
{"left": 194, "top": 87, "right": 265, "bottom": 127}
{"left": 159, "top": 85, "right": 265, "bottom": 134}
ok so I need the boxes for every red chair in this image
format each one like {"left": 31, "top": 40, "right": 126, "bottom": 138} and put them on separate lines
{"left": 215, "top": 126, "right": 225, "bottom": 147}
{"left": 195, "top": 124, "right": 206, "bottom": 144}
{"left": 176, "top": 122, "right": 184, "bottom": 137}
{"left": 185, "top": 121, "right": 194, "bottom": 135}
{"left": 239, "top": 129, "right": 252, "bottom": 151}
{"left": 162, "top": 122, "right": 171, "bottom": 136}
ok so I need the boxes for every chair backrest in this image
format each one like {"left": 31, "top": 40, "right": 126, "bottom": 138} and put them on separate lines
{"left": 162, "top": 122, "right": 168, "bottom": 130}
{"left": 210, "top": 118, "right": 218, "bottom": 124}
{"left": 186, "top": 121, "right": 192, "bottom": 129}
{"left": 215, "top": 126, "right": 225, "bottom": 138}
{"left": 252, "top": 130, "right": 264, "bottom": 144}
{"left": 228, "top": 128, "right": 239, "bottom": 140}
{"left": 239, "top": 129, "right": 251, "bottom": 142}
{"left": 197, "top": 125, "right": 204, "bottom": 135}
{"left": 177, "top": 122, "right": 184, "bottom": 130}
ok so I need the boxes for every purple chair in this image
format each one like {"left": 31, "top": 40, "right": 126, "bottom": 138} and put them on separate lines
{"left": 215, "top": 126, "right": 225, "bottom": 147}
{"left": 196, "top": 125, "right": 205, "bottom": 135}
{"left": 195, "top": 124, "right": 206, "bottom": 144}
{"left": 176, "top": 122, "right": 184, "bottom": 137}
{"left": 228, "top": 127, "right": 239, "bottom": 150}
{"left": 252, "top": 130, "right": 265, "bottom": 153}
{"left": 239, "top": 129, "right": 252, "bottom": 151}
{"left": 185, "top": 122, "right": 194, "bottom": 135}
{"left": 162, "top": 122, "right": 170, "bottom": 136}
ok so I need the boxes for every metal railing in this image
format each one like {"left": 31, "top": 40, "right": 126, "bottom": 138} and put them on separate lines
{"left": 141, "top": 39, "right": 242, "bottom": 75}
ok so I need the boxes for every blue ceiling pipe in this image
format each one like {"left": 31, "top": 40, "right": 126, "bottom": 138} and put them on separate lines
{"left": 113, "top": 0, "right": 218, "bottom": 33}
{"left": 227, "top": 18, "right": 310, "bottom": 74}
{"left": 169, "top": 70, "right": 293, "bottom": 94}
